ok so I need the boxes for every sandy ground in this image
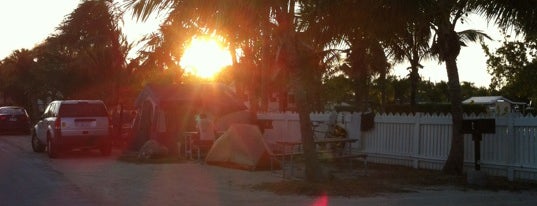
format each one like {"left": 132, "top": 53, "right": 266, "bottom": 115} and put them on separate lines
{"left": 47, "top": 155, "right": 537, "bottom": 206}
{"left": 49, "top": 157, "right": 317, "bottom": 206}
{"left": 6, "top": 135, "right": 537, "bottom": 206}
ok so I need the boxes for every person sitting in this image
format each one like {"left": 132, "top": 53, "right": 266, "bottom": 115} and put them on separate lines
{"left": 196, "top": 113, "right": 216, "bottom": 141}
{"left": 192, "top": 113, "right": 215, "bottom": 160}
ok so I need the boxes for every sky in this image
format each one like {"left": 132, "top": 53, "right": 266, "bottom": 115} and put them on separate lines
{"left": 0, "top": 1, "right": 509, "bottom": 87}
{"left": 0, "top": 0, "right": 163, "bottom": 60}
{"left": 392, "top": 13, "right": 507, "bottom": 88}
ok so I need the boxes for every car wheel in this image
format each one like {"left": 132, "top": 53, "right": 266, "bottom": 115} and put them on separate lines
{"left": 47, "top": 138, "right": 59, "bottom": 158}
{"left": 31, "top": 134, "right": 46, "bottom": 153}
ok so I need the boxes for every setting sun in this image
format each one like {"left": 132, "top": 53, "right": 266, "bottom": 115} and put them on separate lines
{"left": 179, "top": 37, "right": 232, "bottom": 79}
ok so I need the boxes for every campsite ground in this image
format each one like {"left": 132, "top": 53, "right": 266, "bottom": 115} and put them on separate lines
{"left": 76, "top": 151, "right": 536, "bottom": 206}
{"left": 4, "top": 134, "right": 537, "bottom": 206}
{"left": 72, "top": 154, "right": 537, "bottom": 206}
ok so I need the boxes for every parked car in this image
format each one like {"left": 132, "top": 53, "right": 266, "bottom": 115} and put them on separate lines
{"left": 0, "top": 106, "right": 31, "bottom": 134}
{"left": 32, "top": 100, "right": 112, "bottom": 158}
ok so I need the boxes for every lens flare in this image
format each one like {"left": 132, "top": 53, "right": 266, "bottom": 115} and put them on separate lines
{"left": 180, "top": 37, "right": 232, "bottom": 79}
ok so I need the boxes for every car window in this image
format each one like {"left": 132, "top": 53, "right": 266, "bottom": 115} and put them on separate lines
{"left": 0, "top": 107, "right": 27, "bottom": 115}
{"left": 42, "top": 103, "right": 54, "bottom": 118}
{"left": 52, "top": 103, "right": 59, "bottom": 117}
{"left": 59, "top": 103, "right": 108, "bottom": 117}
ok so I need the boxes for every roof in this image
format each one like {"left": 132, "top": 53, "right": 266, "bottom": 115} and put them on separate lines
{"left": 462, "top": 96, "right": 525, "bottom": 105}
{"left": 135, "top": 83, "right": 235, "bottom": 106}
{"left": 53, "top": 100, "right": 105, "bottom": 104}
{"left": 134, "top": 83, "right": 247, "bottom": 114}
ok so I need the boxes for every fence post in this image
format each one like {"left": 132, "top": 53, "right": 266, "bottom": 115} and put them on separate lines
{"left": 412, "top": 113, "right": 422, "bottom": 169}
{"left": 506, "top": 113, "right": 516, "bottom": 181}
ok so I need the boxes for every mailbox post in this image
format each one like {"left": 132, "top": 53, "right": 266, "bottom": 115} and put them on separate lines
{"left": 462, "top": 119, "right": 495, "bottom": 171}
{"left": 472, "top": 131, "right": 483, "bottom": 170}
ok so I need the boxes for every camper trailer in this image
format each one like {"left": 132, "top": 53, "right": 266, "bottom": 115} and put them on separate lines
{"left": 462, "top": 96, "right": 527, "bottom": 116}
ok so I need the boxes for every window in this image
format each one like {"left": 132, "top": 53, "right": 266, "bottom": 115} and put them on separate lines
{"left": 59, "top": 103, "right": 108, "bottom": 117}
{"left": 0, "top": 107, "right": 26, "bottom": 115}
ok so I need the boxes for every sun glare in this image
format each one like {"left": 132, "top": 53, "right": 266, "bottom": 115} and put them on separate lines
{"left": 180, "top": 37, "right": 232, "bottom": 79}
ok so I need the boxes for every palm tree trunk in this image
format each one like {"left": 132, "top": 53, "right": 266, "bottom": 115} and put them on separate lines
{"left": 261, "top": 29, "right": 271, "bottom": 112}
{"left": 294, "top": 86, "right": 323, "bottom": 181}
{"left": 350, "top": 42, "right": 369, "bottom": 112}
{"left": 437, "top": 18, "right": 465, "bottom": 175}
{"left": 354, "top": 73, "right": 369, "bottom": 112}
{"left": 379, "top": 67, "right": 387, "bottom": 110}
{"left": 443, "top": 57, "right": 465, "bottom": 175}
{"left": 409, "top": 57, "right": 420, "bottom": 112}
{"left": 277, "top": 0, "right": 324, "bottom": 182}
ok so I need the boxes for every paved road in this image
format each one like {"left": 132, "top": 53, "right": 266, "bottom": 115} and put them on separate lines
{"left": 1, "top": 134, "right": 536, "bottom": 206}
{"left": 0, "top": 134, "right": 101, "bottom": 206}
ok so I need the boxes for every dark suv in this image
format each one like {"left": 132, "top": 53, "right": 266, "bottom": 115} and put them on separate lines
{"left": 0, "top": 106, "right": 31, "bottom": 134}
{"left": 32, "top": 100, "right": 112, "bottom": 158}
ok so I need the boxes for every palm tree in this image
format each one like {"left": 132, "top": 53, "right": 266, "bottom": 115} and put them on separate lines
{"left": 303, "top": 0, "right": 534, "bottom": 175}
{"left": 298, "top": 0, "right": 394, "bottom": 111}
{"left": 471, "top": 0, "right": 537, "bottom": 38}
{"left": 124, "top": 0, "right": 329, "bottom": 181}
{"left": 410, "top": 0, "right": 536, "bottom": 174}
{"left": 53, "top": 0, "right": 126, "bottom": 104}
{"left": 386, "top": 18, "right": 432, "bottom": 111}
{"left": 126, "top": 0, "right": 277, "bottom": 110}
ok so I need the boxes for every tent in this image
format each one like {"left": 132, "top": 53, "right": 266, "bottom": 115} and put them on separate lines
{"left": 134, "top": 82, "right": 247, "bottom": 116}
{"left": 214, "top": 110, "right": 252, "bottom": 132}
{"left": 205, "top": 124, "right": 274, "bottom": 170}
{"left": 128, "top": 83, "right": 248, "bottom": 153}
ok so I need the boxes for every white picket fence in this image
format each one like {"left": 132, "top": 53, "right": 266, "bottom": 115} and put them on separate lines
{"left": 257, "top": 112, "right": 537, "bottom": 181}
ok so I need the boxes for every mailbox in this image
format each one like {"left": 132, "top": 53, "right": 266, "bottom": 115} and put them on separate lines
{"left": 462, "top": 118, "right": 495, "bottom": 171}
{"left": 256, "top": 119, "right": 273, "bottom": 133}
{"left": 360, "top": 112, "right": 375, "bottom": 131}
{"left": 462, "top": 119, "right": 495, "bottom": 134}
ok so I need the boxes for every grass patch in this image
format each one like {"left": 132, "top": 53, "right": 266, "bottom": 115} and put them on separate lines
{"left": 252, "top": 163, "right": 537, "bottom": 197}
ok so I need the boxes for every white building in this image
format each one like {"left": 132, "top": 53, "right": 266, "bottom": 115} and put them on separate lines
{"left": 462, "top": 96, "right": 527, "bottom": 115}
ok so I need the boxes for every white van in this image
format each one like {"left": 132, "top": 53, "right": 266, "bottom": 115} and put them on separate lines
{"left": 32, "top": 100, "right": 112, "bottom": 158}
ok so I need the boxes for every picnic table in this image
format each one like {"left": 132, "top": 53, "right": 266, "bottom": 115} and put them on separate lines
{"left": 271, "top": 138, "right": 367, "bottom": 178}
{"left": 182, "top": 131, "right": 226, "bottom": 161}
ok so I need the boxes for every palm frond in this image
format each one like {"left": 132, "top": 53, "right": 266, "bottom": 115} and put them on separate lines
{"left": 469, "top": 0, "right": 537, "bottom": 37}
{"left": 122, "top": 0, "right": 175, "bottom": 22}
{"left": 457, "top": 29, "right": 491, "bottom": 46}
